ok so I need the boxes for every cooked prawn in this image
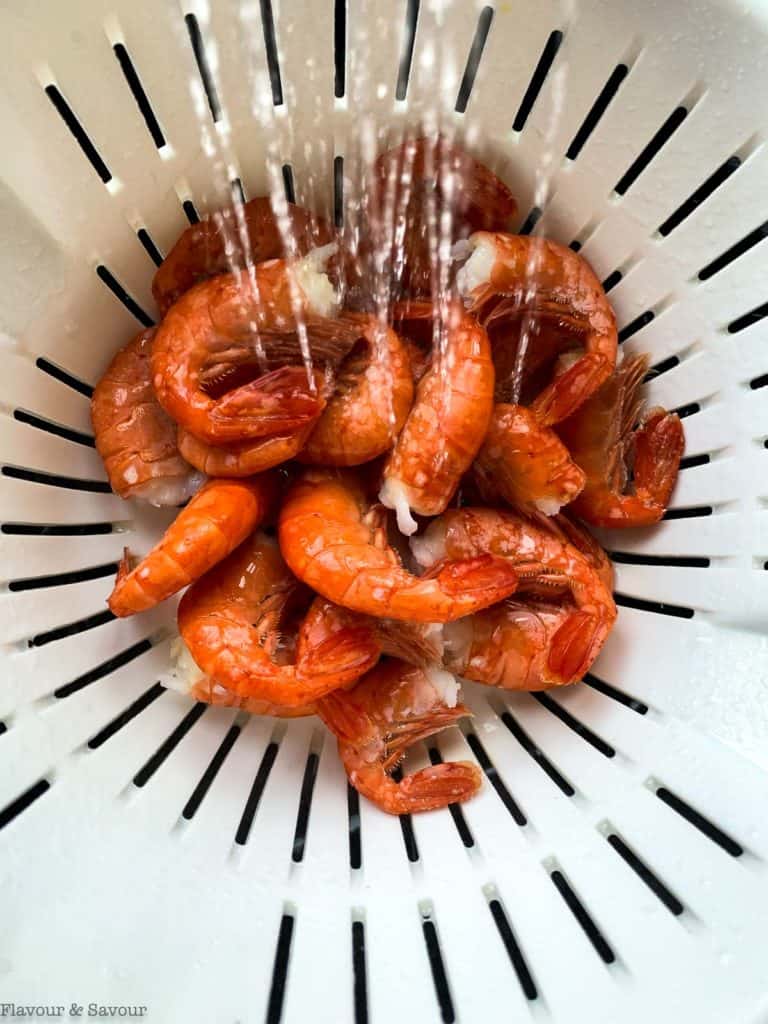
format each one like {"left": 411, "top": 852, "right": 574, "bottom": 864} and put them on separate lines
{"left": 557, "top": 354, "right": 685, "bottom": 527}
{"left": 278, "top": 469, "right": 525, "bottom": 622}
{"left": 317, "top": 659, "right": 482, "bottom": 814}
{"left": 91, "top": 330, "right": 204, "bottom": 505}
{"left": 178, "top": 533, "right": 382, "bottom": 706}
{"left": 299, "top": 315, "right": 414, "bottom": 466}
{"left": 378, "top": 300, "right": 495, "bottom": 534}
{"left": 108, "top": 475, "right": 275, "bottom": 617}
{"left": 177, "top": 423, "right": 314, "bottom": 477}
{"left": 457, "top": 232, "right": 617, "bottom": 424}
{"left": 153, "top": 196, "right": 333, "bottom": 315}
{"left": 474, "top": 403, "right": 586, "bottom": 516}
{"left": 151, "top": 250, "right": 360, "bottom": 445}
{"left": 411, "top": 507, "right": 617, "bottom": 684}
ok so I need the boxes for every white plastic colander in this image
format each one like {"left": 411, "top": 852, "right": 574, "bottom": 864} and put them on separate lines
{"left": 1, "top": 1, "right": 767, "bottom": 1021}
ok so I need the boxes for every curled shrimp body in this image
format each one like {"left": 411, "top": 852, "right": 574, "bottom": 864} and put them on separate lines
{"left": 379, "top": 300, "right": 495, "bottom": 534}
{"left": 178, "top": 534, "right": 381, "bottom": 706}
{"left": 412, "top": 507, "right": 617, "bottom": 684}
{"left": 278, "top": 469, "right": 522, "bottom": 622}
{"left": 151, "top": 251, "right": 359, "bottom": 446}
{"left": 300, "top": 316, "right": 414, "bottom": 466}
{"left": 91, "top": 330, "right": 204, "bottom": 505}
{"left": 557, "top": 354, "right": 685, "bottom": 527}
{"left": 177, "top": 424, "right": 314, "bottom": 477}
{"left": 108, "top": 475, "right": 275, "bottom": 617}
{"left": 317, "top": 659, "right": 482, "bottom": 815}
{"left": 458, "top": 232, "right": 617, "bottom": 424}
{"left": 153, "top": 196, "right": 332, "bottom": 315}
{"left": 474, "top": 403, "right": 586, "bottom": 516}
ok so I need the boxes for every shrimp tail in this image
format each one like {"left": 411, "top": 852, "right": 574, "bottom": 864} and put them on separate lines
{"left": 531, "top": 352, "right": 613, "bottom": 426}
{"left": 425, "top": 554, "right": 533, "bottom": 602}
{"left": 211, "top": 366, "right": 324, "bottom": 439}
{"left": 300, "top": 626, "right": 381, "bottom": 682}
{"left": 350, "top": 762, "right": 483, "bottom": 815}
{"left": 633, "top": 409, "right": 685, "bottom": 510}
{"left": 547, "top": 610, "right": 605, "bottom": 683}
{"left": 109, "top": 548, "right": 134, "bottom": 608}
{"left": 374, "top": 620, "right": 444, "bottom": 667}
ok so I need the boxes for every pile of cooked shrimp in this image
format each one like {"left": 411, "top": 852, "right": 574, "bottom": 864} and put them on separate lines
{"left": 91, "top": 136, "right": 684, "bottom": 815}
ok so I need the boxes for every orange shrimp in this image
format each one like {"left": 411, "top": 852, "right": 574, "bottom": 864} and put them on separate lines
{"left": 177, "top": 423, "right": 314, "bottom": 477}
{"left": 108, "top": 475, "right": 275, "bottom": 616}
{"left": 152, "top": 196, "right": 333, "bottom": 315}
{"left": 317, "top": 659, "right": 482, "bottom": 814}
{"left": 91, "top": 330, "right": 204, "bottom": 505}
{"left": 458, "top": 232, "right": 617, "bottom": 424}
{"left": 299, "top": 316, "right": 414, "bottom": 466}
{"left": 178, "top": 533, "right": 382, "bottom": 706}
{"left": 474, "top": 403, "right": 585, "bottom": 516}
{"left": 378, "top": 300, "right": 495, "bottom": 534}
{"left": 151, "top": 253, "right": 360, "bottom": 445}
{"left": 364, "top": 135, "right": 517, "bottom": 302}
{"left": 279, "top": 469, "right": 525, "bottom": 622}
{"left": 557, "top": 354, "right": 685, "bottom": 527}
{"left": 411, "top": 507, "right": 617, "bottom": 684}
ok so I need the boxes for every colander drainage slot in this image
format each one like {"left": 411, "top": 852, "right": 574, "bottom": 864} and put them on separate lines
{"left": 566, "top": 63, "right": 630, "bottom": 162}
{"left": 334, "top": 0, "right": 346, "bottom": 99}
{"left": 234, "top": 739, "right": 280, "bottom": 845}
{"left": 395, "top": 0, "right": 419, "bottom": 102}
{"left": 291, "top": 742, "right": 322, "bottom": 863}
{"left": 428, "top": 746, "right": 475, "bottom": 847}
{"left": 136, "top": 227, "right": 164, "bottom": 267}
{"left": 750, "top": 373, "right": 768, "bottom": 391}
{"left": 518, "top": 205, "right": 543, "bottom": 235}
{"left": 182, "top": 720, "right": 241, "bottom": 820}
{"left": 678, "top": 453, "right": 711, "bottom": 471}
{"left": 266, "top": 911, "right": 295, "bottom": 1024}
{"left": 614, "top": 104, "right": 689, "bottom": 196}
{"left": 513, "top": 29, "right": 564, "bottom": 134}
{"left": 486, "top": 894, "right": 537, "bottom": 1000}
{"left": 0, "top": 778, "right": 51, "bottom": 831}
{"left": 334, "top": 155, "right": 344, "bottom": 228}
{"left": 454, "top": 6, "right": 494, "bottom": 114}
{"left": 548, "top": 868, "right": 615, "bottom": 965}
{"left": 87, "top": 682, "right": 165, "bottom": 750}
{"left": 1, "top": 465, "right": 111, "bottom": 494}
{"left": 29, "top": 608, "right": 115, "bottom": 649}
{"left": 652, "top": 785, "right": 744, "bottom": 858}
{"left": 184, "top": 13, "right": 222, "bottom": 123}
{"left": 533, "top": 693, "right": 615, "bottom": 758}
{"left": 35, "top": 357, "right": 94, "bottom": 398}
{"left": 259, "top": 0, "right": 284, "bottom": 107}
{"left": 610, "top": 551, "right": 710, "bottom": 568}
{"left": 613, "top": 593, "right": 694, "bottom": 619}
{"left": 420, "top": 909, "right": 455, "bottom": 1023}
{"left": 698, "top": 220, "right": 768, "bottom": 281}
{"left": 12, "top": 409, "right": 94, "bottom": 448}
{"left": 351, "top": 918, "right": 368, "bottom": 1024}
{"left": 657, "top": 155, "right": 741, "bottom": 237}
{"left": 644, "top": 354, "right": 679, "bottom": 380}
{"left": 112, "top": 43, "right": 166, "bottom": 150}
{"left": 44, "top": 85, "right": 112, "bottom": 185}
{"left": 672, "top": 400, "right": 700, "bottom": 420}
{"left": 617, "top": 310, "right": 654, "bottom": 343}
{"left": 182, "top": 199, "right": 200, "bottom": 224}
{"left": 602, "top": 269, "right": 622, "bottom": 292}
{"left": 584, "top": 673, "right": 648, "bottom": 715}
{"left": 347, "top": 782, "right": 362, "bottom": 870}
{"left": 8, "top": 560, "right": 117, "bottom": 592}
{"left": 604, "top": 830, "right": 684, "bottom": 916}
{"left": 1, "top": 522, "right": 115, "bottom": 537}
{"left": 727, "top": 299, "right": 768, "bottom": 334}
{"left": 96, "top": 265, "right": 154, "bottom": 328}
{"left": 54, "top": 637, "right": 152, "bottom": 699}
{"left": 282, "top": 165, "right": 296, "bottom": 205}
{"left": 132, "top": 702, "right": 207, "bottom": 787}
{"left": 392, "top": 764, "right": 420, "bottom": 862}
{"left": 496, "top": 707, "right": 575, "bottom": 797}
{"left": 663, "top": 504, "right": 713, "bottom": 520}
{"left": 463, "top": 728, "right": 526, "bottom": 826}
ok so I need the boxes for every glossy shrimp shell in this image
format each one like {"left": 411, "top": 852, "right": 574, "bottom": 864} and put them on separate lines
{"left": 178, "top": 533, "right": 381, "bottom": 706}
{"left": 152, "top": 196, "right": 333, "bottom": 315}
{"left": 557, "top": 354, "right": 685, "bottom": 527}
{"left": 459, "top": 231, "right": 617, "bottom": 424}
{"left": 108, "top": 474, "right": 275, "bottom": 617}
{"left": 151, "top": 256, "right": 359, "bottom": 445}
{"left": 278, "top": 469, "right": 522, "bottom": 622}
{"left": 300, "top": 315, "right": 414, "bottom": 466}
{"left": 317, "top": 659, "right": 482, "bottom": 815}
{"left": 90, "top": 330, "right": 203, "bottom": 505}
{"left": 379, "top": 300, "right": 495, "bottom": 534}
{"left": 413, "top": 507, "right": 617, "bottom": 684}
{"left": 177, "top": 423, "right": 314, "bottom": 477}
